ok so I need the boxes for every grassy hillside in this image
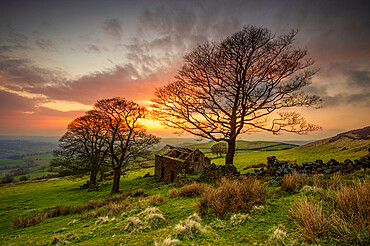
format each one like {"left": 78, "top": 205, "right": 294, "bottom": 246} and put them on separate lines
{"left": 0, "top": 128, "right": 369, "bottom": 245}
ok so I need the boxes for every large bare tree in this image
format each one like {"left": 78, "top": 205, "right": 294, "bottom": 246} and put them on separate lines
{"left": 92, "top": 98, "right": 160, "bottom": 193}
{"left": 152, "top": 26, "right": 322, "bottom": 165}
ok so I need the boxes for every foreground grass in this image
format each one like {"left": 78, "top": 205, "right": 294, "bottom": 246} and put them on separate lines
{"left": 0, "top": 143, "right": 368, "bottom": 245}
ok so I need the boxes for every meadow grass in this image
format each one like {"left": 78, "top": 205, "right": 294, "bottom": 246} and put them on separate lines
{"left": 0, "top": 141, "right": 368, "bottom": 245}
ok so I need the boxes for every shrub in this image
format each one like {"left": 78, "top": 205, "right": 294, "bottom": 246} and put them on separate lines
{"left": 149, "top": 194, "right": 167, "bottom": 206}
{"left": 154, "top": 237, "right": 180, "bottom": 246}
{"left": 197, "top": 177, "right": 268, "bottom": 216}
{"left": 174, "top": 214, "right": 207, "bottom": 240}
{"left": 1, "top": 175, "right": 15, "bottom": 184}
{"left": 168, "top": 188, "right": 179, "bottom": 198}
{"left": 20, "top": 176, "right": 29, "bottom": 181}
{"left": 289, "top": 197, "right": 329, "bottom": 241}
{"left": 178, "top": 183, "right": 207, "bottom": 197}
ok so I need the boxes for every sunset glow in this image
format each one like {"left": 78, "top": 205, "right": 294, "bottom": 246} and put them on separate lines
{"left": 0, "top": 0, "right": 369, "bottom": 139}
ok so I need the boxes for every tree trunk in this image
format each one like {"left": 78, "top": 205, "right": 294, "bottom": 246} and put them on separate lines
{"left": 89, "top": 167, "right": 99, "bottom": 189}
{"left": 225, "top": 138, "right": 236, "bottom": 165}
{"left": 111, "top": 167, "right": 121, "bottom": 193}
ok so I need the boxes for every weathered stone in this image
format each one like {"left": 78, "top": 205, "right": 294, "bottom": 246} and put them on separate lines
{"left": 155, "top": 145, "right": 210, "bottom": 182}
{"left": 198, "top": 163, "right": 240, "bottom": 182}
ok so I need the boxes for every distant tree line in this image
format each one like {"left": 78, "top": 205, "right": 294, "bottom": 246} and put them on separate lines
{"left": 51, "top": 97, "right": 160, "bottom": 193}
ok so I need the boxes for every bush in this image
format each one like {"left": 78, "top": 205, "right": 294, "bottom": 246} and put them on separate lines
{"left": 1, "top": 175, "right": 15, "bottom": 184}
{"left": 197, "top": 177, "right": 268, "bottom": 216}
{"left": 20, "top": 176, "right": 29, "bottom": 181}
{"left": 178, "top": 183, "right": 207, "bottom": 197}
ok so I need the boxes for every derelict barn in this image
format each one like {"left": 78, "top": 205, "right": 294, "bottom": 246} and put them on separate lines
{"left": 155, "top": 145, "right": 211, "bottom": 182}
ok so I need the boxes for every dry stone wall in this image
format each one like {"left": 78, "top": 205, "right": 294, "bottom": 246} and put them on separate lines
{"left": 254, "top": 148, "right": 370, "bottom": 177}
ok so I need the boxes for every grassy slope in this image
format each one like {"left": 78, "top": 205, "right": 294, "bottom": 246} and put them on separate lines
{"left": 0, "top": 136, "right": 369, "bottom": 245}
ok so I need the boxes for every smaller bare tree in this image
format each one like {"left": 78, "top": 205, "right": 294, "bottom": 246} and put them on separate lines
{"left": 211, "top": 142, "right": 228, "bottom": 157}
{"left": 92, "top": 98, "right": 160, "bottom": 193}
{"left": 52, "top": 113, "right": 108, "bottom": 189}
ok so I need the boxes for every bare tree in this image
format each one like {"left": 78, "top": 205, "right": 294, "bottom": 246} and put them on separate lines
{"left": 52, "top": 113, "right": 108, "bottom": 189}
{"left": 92, "top": 98, "right": 160, "bottom": 193}
{"left": 152, "top": 26, "right": 322, "bottom": 164}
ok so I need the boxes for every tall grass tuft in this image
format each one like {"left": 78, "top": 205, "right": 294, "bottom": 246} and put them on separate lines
{"left": 11, "top": 214, "right": 46, "bottom": 228}
{"left": 124, "top": 217, "right": 142, "bottom": 232}
{"left": 281, "top": 172, "right": 300, "bottom": 192}
{"left": 174, "top": 213, "right": 207, "bottom": 240}
{"left": 154, "top": 237, "right": 180, "bottom": 246}
{"left": 149, "top": 194, "right": 167, "bottom": 206}
{"left": 178, "top": 183, "right": 207, "bottom": 197}
{"left": 197, "top": 177, "right": 268, "bottom": 216}
{"left": 289, "top": 178, "right": 369, "bottom": 244}
{"left": 329, "top": 180, "right": 369, "bottom": 244}
{"left": 289, "top": 197, "right": 329, "bottom": 241}
{"left": 168, "top": 188, "right": 179, "bottom": 198}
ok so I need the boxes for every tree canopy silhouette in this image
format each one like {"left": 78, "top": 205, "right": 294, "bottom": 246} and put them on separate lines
{"left": 152, "top": 26, "right": 322, "bottom": 164}
{"left": 91, "top": 97, "right": 159, "bottom": 193}
{"left": 52, "top": 113, "right": 108, "bottom": 189}
{"left": 53, "top": 97, "right": 159, "bottom": 193}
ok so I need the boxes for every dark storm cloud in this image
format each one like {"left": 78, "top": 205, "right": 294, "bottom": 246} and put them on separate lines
{"left": 102, "top": 18, "right": 123, "bottom": 41}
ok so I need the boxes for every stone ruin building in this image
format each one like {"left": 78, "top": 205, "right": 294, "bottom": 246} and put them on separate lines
{"left": 155, "top": 145, "right": 211, "bottom": 182}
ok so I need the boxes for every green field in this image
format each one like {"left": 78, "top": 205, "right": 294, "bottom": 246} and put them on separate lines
{"left": 0, "top": 136, "right": 369, "bottom": 245}
{"left": 0, "top": 153, "right": 57, "bottom": 182}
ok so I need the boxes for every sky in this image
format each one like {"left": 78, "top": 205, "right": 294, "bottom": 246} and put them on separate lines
{"left": 0, "top": 0, "right": 369, "bottom": 141}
